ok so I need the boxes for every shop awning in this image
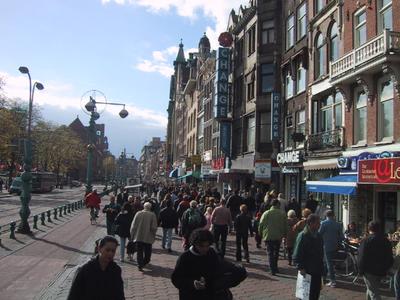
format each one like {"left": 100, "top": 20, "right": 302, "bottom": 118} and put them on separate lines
{"left": 306, "top": 175, "right": 357, "bottom": 195}
{"left": 177, "top": 173, "right": 192, "bottom": 180}
{"left": 169, "top": 168, "right": 178, "bottom": 178}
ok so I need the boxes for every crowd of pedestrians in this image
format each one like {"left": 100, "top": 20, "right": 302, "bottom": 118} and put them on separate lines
{"left": 72, "top": 184, "right": 400, "bottom": 300}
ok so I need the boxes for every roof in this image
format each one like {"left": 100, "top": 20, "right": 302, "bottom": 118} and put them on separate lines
{"left": 174, "top": 40, "right": 186, "bottom": 65}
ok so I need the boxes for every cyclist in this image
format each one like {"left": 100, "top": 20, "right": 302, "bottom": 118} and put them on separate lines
{"left": 85, "top": 189, "right": 101, "bottom": 224}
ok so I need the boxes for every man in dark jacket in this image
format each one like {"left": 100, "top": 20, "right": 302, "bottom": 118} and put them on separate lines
{"left": 226, "top": 190, "right": 243, "bottom": 220}
{"left": 67, "top": 236, "right": 124, "bottom": 300}
{"left": 159, "top": 200, "right": 179, "bottom": 252}
{"left": 293, "top": 214, "right": 324, "bottom": 300}
{"left": 102, "top": 196, "right": 121, "bottom": 235}
{"left": 358, "top": 221, "right": 393, "bottom": 300}
{"left": 234, "top": 204, "right": 253, "bottom": 262}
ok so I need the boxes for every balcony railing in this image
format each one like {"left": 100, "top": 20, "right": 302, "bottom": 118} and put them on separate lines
{"left": 330, "top": 30, "right": 400, "bottom": 81}
{"left": 308, "top": 127, "right": 344, "bottom": 151}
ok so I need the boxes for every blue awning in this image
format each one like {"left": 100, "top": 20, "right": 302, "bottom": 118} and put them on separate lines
{"left": 306, "top": 175, "right": 357, "bottom": 195}
{"left": 169, "top": 168, "right": 178, "bottom": 178}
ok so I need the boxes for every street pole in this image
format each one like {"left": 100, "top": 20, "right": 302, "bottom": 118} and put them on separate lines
{"left": 17, "top": 66, "right": 44, "bottom": 234}
{"left": 85, "top": 112, "right": 97, "bottom": 194}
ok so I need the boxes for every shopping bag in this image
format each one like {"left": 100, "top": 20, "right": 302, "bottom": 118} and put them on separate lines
{"left": 295, "top": 271, "right": 311, "bottom": 299}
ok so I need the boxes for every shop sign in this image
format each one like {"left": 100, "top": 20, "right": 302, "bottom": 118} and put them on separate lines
{"left": 203, "top": 150, "right": 212, "bottom": 162}
{"left": 212, "top": 157, "right": 225, "bottom": 170}
{"left": 255, "top": 160, "right": 271, "bottom": 180}
{"left": 201, "top": 164, "right": 211, "bottom": 175}
{"left": 214, "top": 47, "right": 230, "bottom": 119}
{"left": 358, "top": 157, "right": 400, "bottom": 185}
{"left": 277, "top": 150, "right": 302, "bottom": 164}
{"left": 220, "top": 122, "right": 231, "bottom": 156}
{"left": 271, "top": 93, "right": 281, "bottom": 140}
{"left": 339, "top": 151, "right": 399, "bottom": 171}
{"left": 282, "top": 166, "right": 300, "bottom": 174}
{"left": 191, "top": 155, "right": 201, "bottom": 165}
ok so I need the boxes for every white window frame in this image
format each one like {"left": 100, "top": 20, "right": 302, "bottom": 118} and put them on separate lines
{"left": 287, "top": 15, "right": 295, "bottom": 50}
{"left": 315, "top": 0, "right": 324, "bottom": 14}
{"left": 329, "top": 22, "right": 339, "bottom": 62}
{"left": 286, "top": 74, "right": 294, "bottom": 99}
{"left": 296, "top": 110, "right": 306, "bottom": 148}
{"left": 297, "top": 64, "right": 306, "bottom": 94}
{"left": 378, "top": 0, "right": 392, "bottom": 32}
{"left": 297, "top": 2, "right": 307, "bottom": 40}
{"left": 378, "top": 76, "right": 394, "bottom": 142}
{"left": 315, "top": 33, "right": 326, "bottom": 79}
{"left": 354, "top": 87, "right": 368, "bottom": 145}
{"left": 354, "top": 8, "right": 367, "bottom": 48}
{"left": 247, "top": 115, "right": 256, "bottom": 152}
{"left": 285, "top": 115, "right": 294, "bottom": 150}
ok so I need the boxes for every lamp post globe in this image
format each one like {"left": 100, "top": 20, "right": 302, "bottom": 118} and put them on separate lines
{"left": 81, "top": 90, "right": 128, "bottom": 194}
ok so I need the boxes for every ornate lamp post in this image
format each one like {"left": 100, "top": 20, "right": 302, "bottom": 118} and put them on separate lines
{"left": 17, "top": 66, "right": 44, "bottom": 234}
{"left": 82, "top": 90, "right": 128, "bottom": 194}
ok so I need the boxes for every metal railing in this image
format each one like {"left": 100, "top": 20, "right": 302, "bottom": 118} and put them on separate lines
{"left": 0, "top": 200, "right": 84, "bottom": 242}
{"left": 330, "top": 30, "right": 400, "bottom": 80}
{"left": 308, "top": 127, "right": 344, "bottom": 151}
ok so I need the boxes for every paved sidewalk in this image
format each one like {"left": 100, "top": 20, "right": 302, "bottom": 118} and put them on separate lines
{"left": 0, "top": 207, "right": 396, "bottom": 300}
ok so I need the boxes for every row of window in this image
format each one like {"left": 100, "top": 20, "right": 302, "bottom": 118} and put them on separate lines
{"left": 286, "top": 2, "right": 307, "bottom": 49}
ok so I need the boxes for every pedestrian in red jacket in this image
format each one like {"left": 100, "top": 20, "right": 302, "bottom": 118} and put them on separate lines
{"left": 85, "top": 189, "right": 101, "bottom": 223}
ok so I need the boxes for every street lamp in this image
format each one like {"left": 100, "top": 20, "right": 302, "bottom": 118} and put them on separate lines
{"left": 82, "top": 90, "right": 128, "bottom": 194}
{"left": 17, "top": 66, "right": 44, "bottom": 234}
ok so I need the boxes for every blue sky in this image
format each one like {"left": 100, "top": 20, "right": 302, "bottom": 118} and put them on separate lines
{"left": 0, "top": 0, "right": 246, "bottom": 157}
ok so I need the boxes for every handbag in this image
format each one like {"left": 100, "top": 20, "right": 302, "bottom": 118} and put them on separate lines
{"left": 126, "top": 240, "right": 137, "bottom": 254}
{"left": 295, "top": 271, "right": 311, "bottom": 300}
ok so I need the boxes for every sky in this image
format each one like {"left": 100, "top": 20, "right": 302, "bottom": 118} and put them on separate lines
{"left": 0, "top": 0, "right": 247, "bottom": 158}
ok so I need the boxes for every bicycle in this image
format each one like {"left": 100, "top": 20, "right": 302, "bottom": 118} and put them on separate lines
{"left": 333, "top": 240, "right": 359, "bottom": 282}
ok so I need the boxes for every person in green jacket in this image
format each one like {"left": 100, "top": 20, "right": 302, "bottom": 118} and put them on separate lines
{"left": 258, "top": 199, "right": 287, "bottom": 275}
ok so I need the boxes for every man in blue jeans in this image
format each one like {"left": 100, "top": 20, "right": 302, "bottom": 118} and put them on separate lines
{"left": 159, "top": 199, "right": 179, "bottom": 252}
{"left": 319, "top": 210, "right": 344, "bottom": 287}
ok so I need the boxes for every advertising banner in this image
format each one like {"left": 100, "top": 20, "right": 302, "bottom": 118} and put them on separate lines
{"left": 358, "top": 157, "right": 400, "bottom": 185}
{"left": 255, "top": 160, "right": 272, "bottom": 180}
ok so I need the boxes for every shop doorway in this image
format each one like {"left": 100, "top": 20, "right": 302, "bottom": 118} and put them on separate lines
{"left": 377, "top": 192, "right": 397, "bottom": 234}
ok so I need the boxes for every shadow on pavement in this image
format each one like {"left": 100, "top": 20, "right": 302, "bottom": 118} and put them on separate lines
{"left": 31, "top": 236, "right": 94, "bottom": 255}
{"left": 0, "top": 243, "right": 12, "bottom": 251}
{"left": 142, "top": 263, "right": 174, "bottom": 279}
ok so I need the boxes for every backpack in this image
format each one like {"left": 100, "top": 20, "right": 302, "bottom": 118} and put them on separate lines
{"left": 187, "top": 209, "right": 202, "bottom": 228}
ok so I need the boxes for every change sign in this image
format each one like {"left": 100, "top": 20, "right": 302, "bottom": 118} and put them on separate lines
{"left": 271, "top": 92, "right": 281, "bottom": 140}
{"left": 214, "top": 47, "right": 230, "bottom": 119}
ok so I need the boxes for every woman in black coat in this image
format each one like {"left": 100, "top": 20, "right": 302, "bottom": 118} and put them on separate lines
{"left": 114, "top": 202, "right": 133, "bottom": 262}
{"left": 67, "top": 236, "right": 125, "bottom": 300}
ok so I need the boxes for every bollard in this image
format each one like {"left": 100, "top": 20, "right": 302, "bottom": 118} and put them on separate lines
{"left": 9, "top": 222, "right": 16, "bottom": 239}
{"left": 59, "top": 207, "right": 62, "bottom": 217}
{"left": 67, "top": 204, "right": 71, "bottom": 214}
{"left": 64, "top": 205, "right": 67, "bottom": 214}
{"left": 71, "top": 203, "right": 74, "bottom": 212}
{"left": 33, "top": 215, "right": 38, "bottom": 229}
{"left": 54, "top": 208, "right": 58, "bottom": 220}
{"left": 74, "top": 202, "right": 78, "bottom": 210}
{"left": 0, "top": 225, "right": 2, "bottom": 244}
{"left": 40, "top": 213, "right": 46, "bottom": 226}
{"left": 47, "top": 210, "right": 52, "bottom": 223}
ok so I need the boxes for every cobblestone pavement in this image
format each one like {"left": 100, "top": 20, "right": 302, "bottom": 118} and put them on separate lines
{"left": 0, "top": 203, "right": 396, "bottom": 300}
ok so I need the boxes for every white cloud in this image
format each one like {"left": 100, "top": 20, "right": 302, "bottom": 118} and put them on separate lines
{"left": 103, "top": 0, "right": 247, "bottom": 77}
{"left": 0, "top": 71, "right": 167, "bottom": 129}
{"left": 102, "top": 0, "right": 247, "bottom": 48}
{"left": 135, "top": 46, "right": 197, "bottom": 77}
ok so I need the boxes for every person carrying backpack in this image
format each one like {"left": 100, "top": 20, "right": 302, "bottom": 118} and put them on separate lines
{"left": 181, "top": 201, "right": 206, "bottom": 250}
